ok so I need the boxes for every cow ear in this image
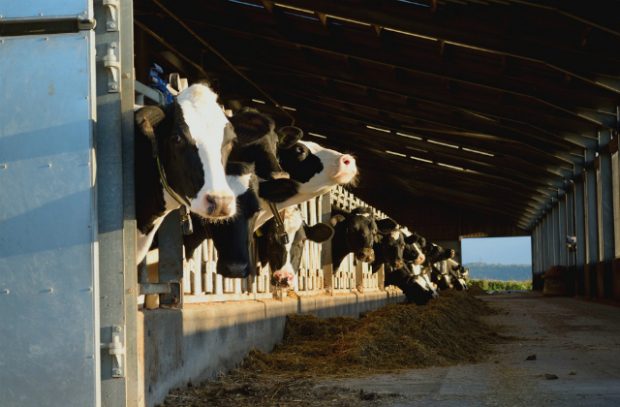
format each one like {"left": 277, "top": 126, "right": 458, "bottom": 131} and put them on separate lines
{"left": 303, "top": 223, "right": 334, "bottom": 243}
{"left": 330, "top": 214, "right": 346, "bottom": 227}
{"left": 135, "top": 105, "right": 166, "bottom": 140}
{"left": 278, "top": 126, "right": 303, "bottom": 149}
{"left": 229, "top": 110, "right": 275, "bottom": 145}
{"left": 376, "top": 218, "right": 398, "bottom": 234}
{"left": 404, "top": 234, "right": 420, "bottom": 245}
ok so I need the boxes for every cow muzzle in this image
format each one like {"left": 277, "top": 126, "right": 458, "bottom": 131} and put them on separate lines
{"left": 205, "top": 193, "right": 236, "bottom": 218}
{"left": 355, "top": 248, "right": 375, "bottom": 263}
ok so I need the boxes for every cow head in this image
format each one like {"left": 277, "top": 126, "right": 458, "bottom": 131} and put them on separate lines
{"left": 228, "top": 108, "right": 288, "bottom": 180}
{"left": 254, "top": 128, "right": 359, "bottom": 229}
{"left": 256, "top": 206, "right": 334, "bottom": 285}
{"left": 375, "top": 219, "right": 405, "bottom": 270}
{"left": 384, "top": 264, "right": 438, "bottom": 305}
{"left": 135, "top": 83, "right": 236, "bottom": 219}
{"left": 182, "top": 162, "right": 260, "bottom": 278}
{"left": 330, "top": 207, "right": 377, "bottom": 264}
{"left": 278, "top": 127, "right": 358, "bottom": 193}
{"left": 403, "top": 242, "right": 426, "bottom": 266}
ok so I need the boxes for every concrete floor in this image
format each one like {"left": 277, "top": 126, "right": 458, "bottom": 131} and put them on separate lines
{"left": 327, "top": 293, "right": 620, "bottom": 407}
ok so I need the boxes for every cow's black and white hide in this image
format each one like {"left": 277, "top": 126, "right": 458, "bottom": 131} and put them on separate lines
{"left": 255, "top": 206, "right": 334, "bottom": 286}
{"left": 329, "top": 207, "right": 379, "bottom": 271}
{"left": 370, "top": 221, "right": 405, "bottom": 273}
{"left": 384, "top": 264, "right": 438, "bottom": 305}
{"left": 135, "top": 83, "right": 236, "bottom": 263}
{"left": 254, "top": 127, "right": 358, "bottom": 229}
{"left": 182, "top": 162, "right": 260, "bottom": 278}
{"left": 228, "top": 108, "right": 300, "bottom": 203}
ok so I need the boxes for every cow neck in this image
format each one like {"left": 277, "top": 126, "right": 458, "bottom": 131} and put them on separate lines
{"left": 144, "top": 103, "right": 194, "bottom": 235}
{"left": 331, "top": 220, "right": 351, "bottom": 270}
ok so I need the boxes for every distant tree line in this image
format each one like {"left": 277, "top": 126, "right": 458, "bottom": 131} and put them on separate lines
{"left": 464, "top": 262, "right": 531, "bottom": 281}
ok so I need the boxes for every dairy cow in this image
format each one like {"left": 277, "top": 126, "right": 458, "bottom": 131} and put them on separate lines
{"left": 256, "top": 206, "right": 334, "bottom": 285}
{"left": 134, "top": 83, "right": 236, "bottom": 263}
{"left": 182, "top": 162, "right": 260, "bottom": 278}
{"left": 254, "top": 127, "right": 358, "bottom": 229}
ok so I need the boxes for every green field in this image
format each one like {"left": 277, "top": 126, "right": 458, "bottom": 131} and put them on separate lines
{"left": 469, "top": 279, "right": 532, "bottom": 291}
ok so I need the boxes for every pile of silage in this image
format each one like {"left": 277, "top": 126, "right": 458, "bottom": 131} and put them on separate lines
{"left": 162, "top": 291, "right": 502, "bottom": 406}
{"left": 244, "top": 291, "right": 499, "bottom": 376}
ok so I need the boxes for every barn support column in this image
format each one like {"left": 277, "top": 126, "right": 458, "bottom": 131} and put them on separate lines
{"left": 574, "top": 172, "right": 587, "bottom": 296}
{"left": 558, "top": 192, "right": 567, "bottom": 267}
{"left": 565, "top": 184, "right": 576, "bottom": 295}
{"left": 320, "top": 194, "right": 335, "bottom": 291}
{"left": 94, "top": 0, "right": 139, "bottom": 406}
{"left": 611, "top": 134, "right": 620, "bottom": 299}
{"left": 596, "top": 130, "right": 615, "bottom": 299}
{"left": 532, "top": 223, "right": 543, "bottom": 290}
{"left": 584, "top": 149, "right": 599, "bottom": 298}
{"left": 552, "top": 200, "right": 560, "bottom": 267}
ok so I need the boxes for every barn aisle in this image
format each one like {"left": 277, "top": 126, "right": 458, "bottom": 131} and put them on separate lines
{"left": 327, "top": 293, "right": 620, "bottom": 407}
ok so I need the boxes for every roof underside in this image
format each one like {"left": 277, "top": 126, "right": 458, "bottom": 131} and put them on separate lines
{"left": 133, "top": 0, "right": 620, "bottom": 240}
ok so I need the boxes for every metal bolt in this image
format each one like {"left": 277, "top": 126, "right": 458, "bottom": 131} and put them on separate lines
{"left": 0, "top": 163, "right": 7, "bottom": 169}
{"left": 43, "top": 287, "right": 54, "bottom": 293}
{"left": 107, "top": 21, "right": 116, "bottom": 29}
{"left": 47, "top": 162, "right": 52, "bottom": 168}
{"left": 112, "top": 368, "right": 122, "bottom": 376}
{"left": 113, "top": 326, "right": 121, "bottom": 333}
{"left": 1, "top": 289, "right": 10, "bottom": 295}
{"left": 110, "top": 83, "right": 118, "bottom": 91}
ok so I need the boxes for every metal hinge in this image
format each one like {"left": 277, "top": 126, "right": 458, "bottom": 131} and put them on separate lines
{"left": 103, "top": 42, "right": 120, "bottom": 93}
{"left": 102, "top": 0, "right": 119, "bottom": 32}
{"left": 101, "top": 325, "right": 125, "bottom": 378}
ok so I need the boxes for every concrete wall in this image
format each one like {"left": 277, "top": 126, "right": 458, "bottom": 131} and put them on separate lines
{"left": 137, "top": 291, "right": 404, "bottom": 407}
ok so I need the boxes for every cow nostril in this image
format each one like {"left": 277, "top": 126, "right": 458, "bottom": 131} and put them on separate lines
{"left": 205, "top": 194, "right": 235, "bottom": 217}
{"left": 341, "top": 154, "right": 354, "bottom": 166}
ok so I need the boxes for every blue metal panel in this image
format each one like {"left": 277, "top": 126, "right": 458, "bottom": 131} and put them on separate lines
{"left": 0, "top": 0, "right": 91, "bottom": 19}
{"left": 0, "top": 32, "right": 97, "bottom": 407}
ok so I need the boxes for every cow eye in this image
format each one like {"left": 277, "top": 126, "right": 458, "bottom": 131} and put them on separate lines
{"left": 172, "top": 133, "right": 183, "bottom": 144}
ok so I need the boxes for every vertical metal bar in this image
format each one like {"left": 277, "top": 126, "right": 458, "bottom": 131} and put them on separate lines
{"left": 597, "top": 130, "right": 614, "bottom": 298}
{"left": 574, "top": 172, "right": 586, "bottom": 295}
{"left": 558, "top": 193, "right": 567, "bottom": 266}
{"left": 612, "top": 150, "right": 620, "bottom": 259}
{"left": 321, "top": 193, "right": 334, "bottom": 293}
{"left": 95, "top": 0, "right": 138, "bottom": 405}
{"left": 584, "top": 149, "right": 598, "bottom": 297}
{"left": 158, "top": 211, "right": 184, "bottom": 306}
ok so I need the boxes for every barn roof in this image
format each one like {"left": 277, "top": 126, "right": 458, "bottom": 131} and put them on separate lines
{"left": 133, "top": 0, "right": 620, "bottom": 240}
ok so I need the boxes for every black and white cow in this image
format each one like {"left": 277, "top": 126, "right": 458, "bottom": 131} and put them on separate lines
{"left": 371, "top": 227, "right": 438, "bottom": 304}
{"left": 254, "top": 127, "right": 358, "bottom": 229}
{"left": 371, "top": 225, "right": 406, "bottom": 272}
{"left": 256, "top": 206, "right": 334, "bottom": 286}
{"left": 182, "top": 162, "right": 260, "bottom": 278}
{"left": 227, "top": 108, "right": 286, "bottom": 180}
{"left": 135, "top": 83, "right": 236, "bottom": 263}
{"left": 330, "top": 207, "right": 378, "bottom": 269}
{"left": 330, "top": 208, "right": 401, "bottom": 272}
{"left": 385, "top": 264, "right": 438, "bottom": 305}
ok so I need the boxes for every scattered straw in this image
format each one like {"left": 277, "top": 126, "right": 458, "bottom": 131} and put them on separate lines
{"left": 162, "top": 292, "right": 502, "bottom": 406}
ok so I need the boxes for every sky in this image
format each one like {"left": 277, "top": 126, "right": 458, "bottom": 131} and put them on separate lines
{"left": 461, "top": 236, "right": 531, "bottom": 265}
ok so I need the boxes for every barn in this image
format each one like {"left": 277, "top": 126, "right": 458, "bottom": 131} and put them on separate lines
{"left": 1, "top": 1, "right": 619, "bottom": 406}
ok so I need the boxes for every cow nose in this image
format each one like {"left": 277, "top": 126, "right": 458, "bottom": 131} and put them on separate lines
{"left": 340, "top": 154, "right": 355, "bottom": 167}
{"left": 205, "top": 193, "right": 235, "bottom": 217}
{"left": 270, "top": 171, "right": 290, "bottom": 180}
{"left": 217, "top": 262, "right": 251, "bottom": 279}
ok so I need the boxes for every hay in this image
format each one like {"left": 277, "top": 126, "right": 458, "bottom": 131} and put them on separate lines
{"left": 162, "top": 292, "right": 501, "bottom": 406}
